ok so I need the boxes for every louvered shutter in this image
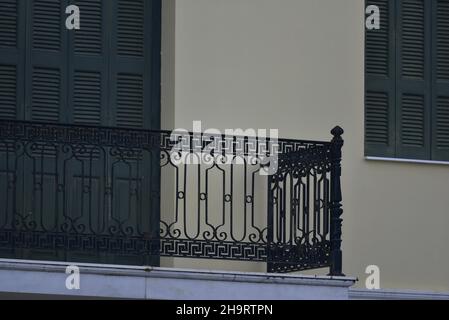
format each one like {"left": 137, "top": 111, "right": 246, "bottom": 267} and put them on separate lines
{"left": 110, "top": 0, "right": 161, "bottom": 130}
{"left": 0, "top": 0, "right": 26, "bottom": 120}
{"left": 68, "top": 0, "right": 109, "bottom": 126}
{"left": 432, "top": 0, "right": 449, "bottom": 160}
{"left": 395, "top": 0, "right": 432, "bottom": 159}
{"left": 63, "top": 0, "right": 108, "bottom": 264}
{"left": 19, "top": 0, "right": 69, "bottom": 262}
{"left": 365, "top": 0, "right": 396, "bottom": 157}
{"left": 107, "top": 0, "right": 161, "bottom": 266}
{"left": 0, "top": 0, "right": 25, "bottom": 259}
{"left": 1, "top": 0, "right": 161, "bottom": 265}
{"left": 25, "top": 0, "right": 68, "bottom": 123}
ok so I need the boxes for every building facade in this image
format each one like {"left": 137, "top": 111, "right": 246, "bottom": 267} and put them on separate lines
{"left": 0, "top": 0, "right": 448, "bottom": 298}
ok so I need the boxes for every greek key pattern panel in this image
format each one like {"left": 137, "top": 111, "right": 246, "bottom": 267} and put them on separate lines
{"left": 0, "top": 120, "right": 329, "bottom": 156}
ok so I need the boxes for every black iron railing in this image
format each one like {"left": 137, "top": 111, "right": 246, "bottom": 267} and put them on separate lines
{"left": 0, "top": 120, "right": 344, "bottom": 274}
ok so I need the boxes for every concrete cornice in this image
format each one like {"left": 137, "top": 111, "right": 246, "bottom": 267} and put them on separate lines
{"left": 0, "top": 259, "right": 355, "bottom": 299}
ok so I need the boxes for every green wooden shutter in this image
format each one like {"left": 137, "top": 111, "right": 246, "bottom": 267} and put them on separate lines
{"left": 64, "top": 0, "right": 109, "bottom": 264}
{"left": 68, "top": 0, "right": 109, "bottom": 126}
{"left": 431, "top": 0, "right": 449, "bottom": 160}
{"left": 365, "top": 0, "right": 396, "bottom": 157}
{"left": 0, "top": 0, "right": 26, "bottom": 120}
{"left": 26, "top": 0, "right": 68, "bottom": 123}
{"left": 1, "top": 0, "right": 161, "bottom": 265}
{"left": 18, "top": 0, "right": 68, "bottom": 262}
{"left": 110, "top": 0, "right": 160, "bottom": 130}
{"left": 0, "top": 0, "right": 26, "bottom": 259}
{"left": 395, "top": 0, "right": 432, "bottom": 160}
{"left": 107, "top": 0, "right": 161, "bottom": 265}
{"left": 112, "top": 0, "right": 146, "bottom": 129}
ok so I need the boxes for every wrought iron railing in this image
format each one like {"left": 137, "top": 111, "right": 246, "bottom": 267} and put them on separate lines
{"left": 0, "top": 120, "right": 344, "bottom": 275}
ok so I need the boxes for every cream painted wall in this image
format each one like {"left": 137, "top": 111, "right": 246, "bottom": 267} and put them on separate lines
{"left": 161, "top": 0, "right": 449, "bottom": 291}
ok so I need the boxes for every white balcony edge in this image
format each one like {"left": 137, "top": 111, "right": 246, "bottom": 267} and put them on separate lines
{"left": 0, "top": 259, "right": 356, "bottom": 300}
{"left": 349, "top": 288, "right": 449, "bottom": 300}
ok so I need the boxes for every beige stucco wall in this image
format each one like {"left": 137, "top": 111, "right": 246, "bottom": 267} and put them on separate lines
{"left": 161, "top": 0, "right": 449, "bottom": 292}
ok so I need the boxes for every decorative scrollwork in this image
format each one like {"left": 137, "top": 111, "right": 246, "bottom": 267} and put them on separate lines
{"left": 0, "top": 119, "right": 338, "bottom": 273}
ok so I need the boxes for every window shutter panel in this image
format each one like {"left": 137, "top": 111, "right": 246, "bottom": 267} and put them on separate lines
{"left": 395, "top": 0, "right": 432, "bottom": 159}
{"left": 1, "top": 0, "right": 161, "bottom": 265}
{"left": 18, "top": 0, "right": 69, "bottom": 262}
{"left": 431, "top": 0, "right": 449, "bottom": 160}
{"left": 365, "top": 0, "right": 396, "bottom": 157}
{"left": 110, "top": 0, "right": 161, "bottom": 130}
{"left": 26, "top": 0, "right": 68, "bottom": 123}
{"left": 107, "top": 0, "right": 161, "bottom": 267}
{"left": 68, "top": 0, "right": 108, "bottom": 126}
{"left": 0, "top": 0, "right": 25, "bottom": 120}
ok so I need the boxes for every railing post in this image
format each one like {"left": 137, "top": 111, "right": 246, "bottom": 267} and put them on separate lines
{"left": 266, "top": 173, "right": 274, "bottom": 273}
{"left": 329, "top": 126, "right": 345, "bottom": 276}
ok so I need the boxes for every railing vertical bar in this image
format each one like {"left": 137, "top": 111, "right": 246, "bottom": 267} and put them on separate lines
{"left": 289, "top": 171, "right": 294, "bottom": 245}
{"left": 54, "top": 144, "right": 59, "bottom": 232}
{"left": 304, "top": 174, "right": 309, "bottom": 244}
{"left": 313, "top": 169, "right": 317, "bottom": 242}
{"left": 281, "top": 173, "right": 287, "bottom": 244}
{"left": 266, "top": 173, "right": 274, "bottom": 272}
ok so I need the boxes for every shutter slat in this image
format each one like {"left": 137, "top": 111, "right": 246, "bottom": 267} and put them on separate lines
{"left": 0, "top": 0, "right": 17, "bottom": 48}
{"left": 401, "top": 94, "right": 425, "bottom": 147}
{"left": 366, "top": 91, "right": 389, "bottom": 145}
{"left": 437, "top": 0, "right": 449, "bottom": 80}
{"left": 74, "top": 0, "right": 102, "bottom": 55}
{"left": 432, "top": 0, "right": 449, "bottom": 160}
{"left": 0, "top": 64, "right": 16, "bottom": 119}
{"left": 32, "top": 0, "right": 61, "bottom": 51}
{"left": 73, "top": 71, "right": 101, "bottom": 125}
{"left": 116, "top": 73, "right": 143, "bottom": 128}
{"left": 117, "top": 0, "right": 144, "bottom": 57}
{"left": 436, "top": 97, "right": 449, "bottom": 149}
{"left": 366, "top": 0, "right": 390, "bottom": 77}
{"left": 401, "top": 0, "right": 425, "bottom": 79}
{"left": 32, "top": 67, "right": 60, "bottom": 122}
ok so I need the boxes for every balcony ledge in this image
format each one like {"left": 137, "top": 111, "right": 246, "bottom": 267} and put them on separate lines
{"left": 0, "top": 259, "right": 356, "bottom": 300}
